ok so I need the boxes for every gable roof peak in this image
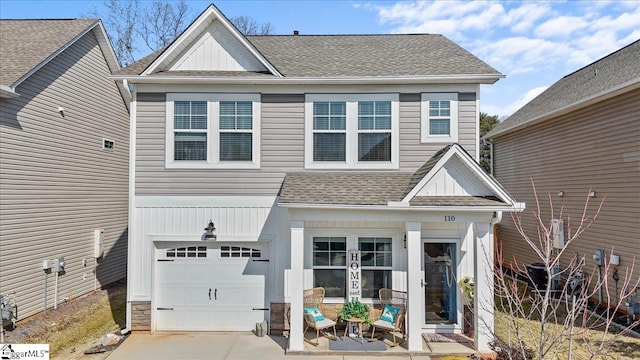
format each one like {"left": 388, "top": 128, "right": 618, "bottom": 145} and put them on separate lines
{"left": 140, "top": 3, "right": 281, "bottom": 77}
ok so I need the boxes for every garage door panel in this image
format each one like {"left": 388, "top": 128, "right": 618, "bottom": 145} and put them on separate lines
{"left": 154, "top": 242, "right": 268, "bottom": 331}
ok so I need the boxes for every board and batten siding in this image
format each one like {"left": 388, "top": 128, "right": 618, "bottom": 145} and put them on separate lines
{"left": 493, "top": 88, "right": 640, "bottom": 299}
{"left": 0, "top": 31, "right": 129, "bottom": 320}
{"left": 135, "top": 92, "right": 477, "bottom": 195}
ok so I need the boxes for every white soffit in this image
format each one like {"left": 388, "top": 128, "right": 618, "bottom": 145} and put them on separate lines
{"left": 168, "top": 19, "right": 267, "bottom": 72}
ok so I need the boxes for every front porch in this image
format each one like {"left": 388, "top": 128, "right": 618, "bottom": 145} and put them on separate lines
{"left": 284, "top": 217, "right": 497, "bottom": 353}
{"left": 290, "top": 330, "right": 476, "bottom": 357}
{"left": 278, "top": 144, "right": 524, "bottom": 354}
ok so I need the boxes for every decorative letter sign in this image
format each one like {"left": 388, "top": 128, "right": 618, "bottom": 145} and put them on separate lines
{"left": 348, "top": 250, "right": 361, "bottom": 301}
{"left": 348, "top": 250, "right": 361, "bottom": 337}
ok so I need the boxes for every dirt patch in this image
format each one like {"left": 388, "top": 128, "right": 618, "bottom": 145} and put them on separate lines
{"left": 2, "top": 280, "right": 127, "bottom": 359}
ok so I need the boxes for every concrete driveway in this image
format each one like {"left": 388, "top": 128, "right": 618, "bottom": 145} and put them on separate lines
{"left": 106, "top": 333, "right": 433, "bottom": 360}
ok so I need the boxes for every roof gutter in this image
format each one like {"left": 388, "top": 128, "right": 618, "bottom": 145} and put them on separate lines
{"left": 110, "top": 73, "right": 504, "bottom": 85}
{"left": 0, "top": 84, "right": 19, "bottom": 98}
{"left": 486, "top": 78, "right": 640, "bottom": 139}
{"left": 279, "top": 202, "right": 524, "bottom": 212}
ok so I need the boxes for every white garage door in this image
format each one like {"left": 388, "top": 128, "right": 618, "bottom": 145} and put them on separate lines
{"left": 154, "top": 242, "right": 269, "bottom": 331}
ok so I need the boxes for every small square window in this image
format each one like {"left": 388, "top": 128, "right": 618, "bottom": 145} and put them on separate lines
{"left": 103, "top": 139, "right": 115, "bottom": 150}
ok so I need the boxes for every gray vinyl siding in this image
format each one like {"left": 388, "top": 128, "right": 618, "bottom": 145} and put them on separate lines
{"left": 135, "top": 91, "right": 477, "bottom": 195}
{"left": 492, "top": 88, "right": 640, "bottom": 299}
{"left": 0, "top": 31, "right": 129, "bottom": 320}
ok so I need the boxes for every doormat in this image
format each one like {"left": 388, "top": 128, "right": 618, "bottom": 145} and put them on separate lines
{"left": 422, "top": 333, "right": 471, "bottom": 343}
{"left": 329, "top": 336, "right": 387, "bottom": 351}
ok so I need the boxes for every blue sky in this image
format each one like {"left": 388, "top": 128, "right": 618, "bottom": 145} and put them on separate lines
{"left": 2, "top": 0, "right": 639, "bottom": 118}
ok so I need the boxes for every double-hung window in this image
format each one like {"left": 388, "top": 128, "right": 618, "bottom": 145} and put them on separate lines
{"left": 421, "top": 93, "right": 458, "bottom": 143}
{"left": 359, "top": 237, "right": 392, "bottom": 299}
{"left": 312, "top": 237, "right": 347, "bottom": 298}
{"left": 358, "top": 102, "right": 391, "bottom": 162}
{"left": 313, "top": 102, "right": 346, "bottom": 161}
{"left": 310, "top": 232, "right": 397, "bottom": 301}
{"left": 305, "top": 94, "right": 399, "bottom": 169}
{"left": 166, "top": 94, "right": 260, "bottom": 168}
{"left": 173, "top": 101, "right": 208, "bottom": 161}
{"left": 219, "top": 101, "right": 253, "bottom": 161}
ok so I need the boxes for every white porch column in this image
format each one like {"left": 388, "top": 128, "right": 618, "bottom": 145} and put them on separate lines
{"left": 475, "top": 223, "right": 495, "bottom": 351}
{"left": 405, "top": 221, "right": 423, "bottom": 352}
{"left": 288, "top": 220, "right": 305, "bottom": 351}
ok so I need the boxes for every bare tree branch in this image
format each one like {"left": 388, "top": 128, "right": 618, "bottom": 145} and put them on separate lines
{"left": 230, "top": 15, "right": 273, "bottom": 35}
{"left": 491, "top": 181, "right": 640, "bottom": 359}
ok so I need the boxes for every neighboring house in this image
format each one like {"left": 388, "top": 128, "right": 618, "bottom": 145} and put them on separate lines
{"left": 112, "top": 4, "right": 523, "bottom": 352}
{"left": 485, "top": 41, "right": 640, "bottom": 302}
{"left": 0, "top": 20, "right": 130, "bottom": 320}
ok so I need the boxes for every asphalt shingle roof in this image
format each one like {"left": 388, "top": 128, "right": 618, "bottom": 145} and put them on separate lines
{"left": 116, "top": 34, "right": 501, "bottom": 78}
{"left": 486, "top": 39, "right": 640, "bottom": 138}
{"left": 278, "top": 144, "right": 507, "bottom": 207}
{"left": 0, "top": 19, "right": 97, "bottom": 87}
{"left": 246, "top": 34, "right": 500, "bottom": 78}
{"left": 279, "top": 172, "right": 411, "bottom": 206}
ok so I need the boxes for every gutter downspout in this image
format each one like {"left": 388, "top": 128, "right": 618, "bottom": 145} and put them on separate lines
{"left": 123, "top": 81, "right": 136, "bottom": 335}
{"left": 491, "top": 211, "right": 503, "bottom": 225}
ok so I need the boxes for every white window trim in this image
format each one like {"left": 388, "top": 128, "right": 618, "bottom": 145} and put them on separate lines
{"left": 102, "top": 138, "right": 115, "bottom": 151}
{"left": 305, "top": 228, "right": 402, "bottom": 303}
{"left": 165, "top": 93, "right": 261, "bottom": 169}
{"left": 421, "top": 93, "right": 458, "bottom": 143}
{"left": 304, "top": 94, "right": 399, "bottom": 169}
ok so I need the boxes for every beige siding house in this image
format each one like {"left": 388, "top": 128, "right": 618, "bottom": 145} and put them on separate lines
{"left": 486, "top": 40, "right": 640, "bottom": 302}
{"left": 113, "top": 4, "right": 524, "bottom": 353}
{"left": 0, "top": 20, "right": 130, "bottom": 320}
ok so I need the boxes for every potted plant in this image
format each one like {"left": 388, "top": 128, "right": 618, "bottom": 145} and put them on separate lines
{"left": 458, "top": 276, "right": 474, "bottom": 337}
{"left": 338, "top": 300, "right": 371, "bottom": 325}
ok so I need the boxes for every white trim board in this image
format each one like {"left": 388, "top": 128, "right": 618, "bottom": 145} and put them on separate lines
{"left": 136, "top": 195, "right": 277, "bottom": 207}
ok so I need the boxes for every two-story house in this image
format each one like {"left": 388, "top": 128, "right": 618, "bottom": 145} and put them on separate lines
{"left": 113, "top": 4, "right": 523, "bottom": 352}
{"left": 0, "top": 19, "right": 129, "bottom": 321}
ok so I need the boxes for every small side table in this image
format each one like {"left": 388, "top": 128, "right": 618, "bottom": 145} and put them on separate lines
{"left": 343, "top": 317, "right": 366, "bottom": 344}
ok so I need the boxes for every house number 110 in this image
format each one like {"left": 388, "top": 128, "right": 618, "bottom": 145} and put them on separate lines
{"left": 444, "top": 215, "right": 456, "bottom": 222}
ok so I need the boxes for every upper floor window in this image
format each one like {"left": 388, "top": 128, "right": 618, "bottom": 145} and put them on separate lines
{"left": 166, "top": 94, "right": 260, "bottom": 169}
{"left": 220, "top": 101, "right": 253, "bottom": 161}
{"left": 358, "top": 101, "right": 391, "bottom": 162}
{"left": 421, "top": 93, "right": 458, "bottom": 143}
{"left": 174, "top": 101, "right": 207, "bottom": 160}
{"left": 305, "top": 94, "right": 399, "bottom": 169}
{"left": 313, "top": 102, "right": 346, "bottom": 161}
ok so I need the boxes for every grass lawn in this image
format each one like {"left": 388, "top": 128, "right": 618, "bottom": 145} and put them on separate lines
{"left": 495, "top": 309, "right": 640, "bottom": 359}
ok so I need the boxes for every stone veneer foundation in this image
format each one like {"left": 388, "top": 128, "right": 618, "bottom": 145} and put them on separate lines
{"left": 131, "top": 301, "right": 151, "bottom": 331}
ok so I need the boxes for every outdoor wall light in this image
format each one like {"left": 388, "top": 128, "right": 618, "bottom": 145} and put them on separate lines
{"left": 57, "top": 106, "right": 65, "bottom": 118}
{"left": 557, "top": 191, "right": 564, "bottom": 197}
{"left": 203, "top": 220, "right": 216, "bottom": 240}
{"left": 589, "top": 191, "right": 596, "bottom": 198}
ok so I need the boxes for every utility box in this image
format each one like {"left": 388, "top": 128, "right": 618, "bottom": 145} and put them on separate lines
{"left": 551, "top": 219, "right": 564, "bottom": 249}
{"left": 54, "top": 257, "right": 65, "bottom": 272}
{"left": 94, "top": 229, "right": 104, "bottom": 258}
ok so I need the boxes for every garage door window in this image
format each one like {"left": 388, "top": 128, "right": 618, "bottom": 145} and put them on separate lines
{"left": 166, "top": 246, "right": 207, "bottom": 258}
{"left": 221, "top": 246, "right": 261, "bottom": 258}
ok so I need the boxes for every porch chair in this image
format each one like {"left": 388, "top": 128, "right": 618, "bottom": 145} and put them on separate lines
{"left": 303, "top": 287, "right": 337, "bottom": 346}
{"left": 370, "top": 288, "right": 407, "bottom": 347}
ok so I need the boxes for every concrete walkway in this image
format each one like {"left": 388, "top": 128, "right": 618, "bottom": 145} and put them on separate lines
{"left": 107, "top": 333, "right": 434, "bottom": 360}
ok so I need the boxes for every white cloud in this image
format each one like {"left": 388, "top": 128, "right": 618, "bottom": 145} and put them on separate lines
{"left": 482, "top": 86, "right": 548, "bottom": 117}
{"left": 535, "top": 16, "right": 588, "bottom": 38}
{"left": 370, "top": 1, "right": 640, "bottom": 116}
